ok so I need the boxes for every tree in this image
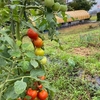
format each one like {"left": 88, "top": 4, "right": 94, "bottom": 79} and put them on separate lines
{"left": 68, "top": 0, "right": 96, "bottom": 11}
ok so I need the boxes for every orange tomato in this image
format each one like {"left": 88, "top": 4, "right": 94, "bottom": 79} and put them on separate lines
{"left": 39, "top": 76, "right": 46, "bottom": 80}
{"left": 37, "top": 84, "right": 43, "bottom": 89}
{"left": 32, "top": 37, "right": 43, "bottom": 48}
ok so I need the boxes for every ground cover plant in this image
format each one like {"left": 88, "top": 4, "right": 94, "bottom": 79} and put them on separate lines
{"left": 44, "top": 24, "right": 100, "bottom": 100}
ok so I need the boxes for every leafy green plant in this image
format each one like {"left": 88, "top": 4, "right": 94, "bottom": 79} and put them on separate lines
{"left": 0, "top": 0, "right": 67, "bottom": 99}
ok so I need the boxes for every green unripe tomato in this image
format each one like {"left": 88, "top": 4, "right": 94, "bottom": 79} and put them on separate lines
{"left": 52, "top": 2, "right": 61, "bottom": 11}
{"left": 40, "top": 56, "right": 47, "bottom": 65}
{"left": 44, "top": 0, "right": 54, "bottom": 7}
{"left": 60, "top": 5, "right": 67, "bottom": 12}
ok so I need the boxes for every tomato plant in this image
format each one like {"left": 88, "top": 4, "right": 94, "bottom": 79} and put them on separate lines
{"left": 0, "top": 0, "right": 67, "bottom": 100}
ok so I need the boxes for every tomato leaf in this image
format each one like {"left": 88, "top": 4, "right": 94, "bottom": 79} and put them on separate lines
{"left": 46, "top": 13, "right": 54, "bottom": 22}
{"left": 4, "top": 86, "right": 19, "bottom": 99}
{"left": 4, "top": 34, "right": 15, "bottom": 48}
{"left": 61, "top": 12, "right": 67, "bottom": 22}
{"left": 25, "top": 51, "right": 35, "bottom": 58}
{"left": 0, "top": 58, "right": 7, "bottom": 66}
{"left": 42, "top": 82, "right": 56, "bottom": 92}
{"left": 18, "top": 60, "right": 30, "bottom": 72}
{"left": 30, "top": 69, "right": 45, "bottom": 77}
{"left": 30, "top": 59, "right": 38, "bottom": 68}
{"left": 8, "top": 49, "right": 21, "bottom": 58}
{"left": 14, "top": 80, "right": 27, "bottom": 94}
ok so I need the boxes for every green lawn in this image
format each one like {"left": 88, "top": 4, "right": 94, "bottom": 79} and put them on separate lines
{"left": 43, "top": 22, "right": 100, "bottom": 100}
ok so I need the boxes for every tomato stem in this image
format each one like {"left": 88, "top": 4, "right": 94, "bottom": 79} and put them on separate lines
{"left": 16, "top": 22, "right": 20, "bottom": 40}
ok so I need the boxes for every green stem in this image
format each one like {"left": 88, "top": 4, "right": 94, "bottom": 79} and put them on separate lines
{"left": 0, "top": 75, "right": 10, "bottom": 100}
{"left": 10, "top": 3, "right": 16, "bottom": 40}
{"left": 31, "top": 15, "right": 43, "bottom": 22}
{"left": 16, "top": 22, "right": 20, "bottom": 40}
{"left": 26, "top": 6, "right": 43, "bottom": 10}
{"left": 6, "top": 76, "right": 32, "bottom": 82}
{"left": 20, "top": 0, "right": 27, "bottom": 18}
{"left": 0, "top": 55, "right": 13, "bottom": 62}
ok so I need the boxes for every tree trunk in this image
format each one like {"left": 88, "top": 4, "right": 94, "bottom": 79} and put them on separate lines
{"left": 97, "top": 12, "right": 100, "bottom": 21}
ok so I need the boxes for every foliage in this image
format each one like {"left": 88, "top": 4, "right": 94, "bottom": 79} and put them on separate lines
{"left": 97, "top": 13, "right": 100, "bottom": 21}
{"left": 0, "top": 0, "right": 67, "bottom": 100}
{"left": 44, "top": 26, "right": 100, "bottom": 99}
{"left": 68, "top": 0, "right": 96, "bottom": 11}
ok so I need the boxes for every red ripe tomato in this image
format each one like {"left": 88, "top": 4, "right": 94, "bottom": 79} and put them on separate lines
{"left": 32, "top": 37, "right": 43, "bottom": 48}
{"left": 37, "top": 84, "right": 43, "bottom": 89}
{"left": 38, "top": 90, "right": 48, "bottom": 100}
{"left": 27, "top": 28, "right": 38, "bottom": 40}
{"left": 26, "top": 88, "right": 37, "bottom": 99}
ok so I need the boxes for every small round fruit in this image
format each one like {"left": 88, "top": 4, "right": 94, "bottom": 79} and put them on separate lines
{"left": 35, "top": 48, "right": 44, "bottom": 56}
{"left": 27, "top": 28, "right": 38, "bottom": 40}
{"left": 39, "top": 76, "right": 46, "bottom": 80}
{"left": 52, "top": 2, "right": 61, "bottom": 11}
{"left": 26, "top": 88, "right": 37, "bottom": 99}
{"left": 33, "top": 37, "right": 43, "bottom": 48}
{"left": 44, "top": 0, "right": 54, "bottom": 7}
{"left": 60, "top": 5, "right": 67, "bottom": 12}
{"left": 38, "top": 90, "right": 48, "bottom": 100}
{"left": 37, "top": 84, "right": 43, "bottom": 89}
{"left": 40, "top": 56, "right": 47, "bottom": 65}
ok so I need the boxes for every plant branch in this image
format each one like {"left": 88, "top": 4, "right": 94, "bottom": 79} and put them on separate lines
{"left": 26, "top": 6, "right": 43, "bottom": 10}
{"left": 16, "top": 22, "right": 20, "bottom": 40}
{"left": 6, "top": 76, "right": 32, "bottom": 82}
{"left": 0, "top": 55, "right": 13, "bottom": 62}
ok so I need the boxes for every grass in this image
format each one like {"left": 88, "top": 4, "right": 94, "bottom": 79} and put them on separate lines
{"left": 43, "top": 22, "right": 100, "bottom": 100}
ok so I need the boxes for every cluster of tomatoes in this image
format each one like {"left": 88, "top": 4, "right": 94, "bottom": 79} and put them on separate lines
{"left": 27, "top": 28, "right": 47, "bottom": 65}
{"left": 18, "top": 77, "right": 48, "bottom": 100}
{"left": 24, "top": 76, "right": 48, "bottom": 100}
{"left": 25, "top": 83, "right": 48, "bottom": 100}
{"left": 22, "top": 29, "right": 48, "bottom": 100}
{"left": 44, "top": 0, "right": 67, "bottom": 12}
{"left": 17, "top": 29, "right": 48, "bottom": 100}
